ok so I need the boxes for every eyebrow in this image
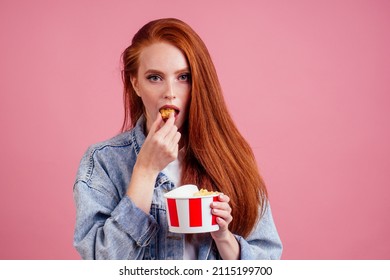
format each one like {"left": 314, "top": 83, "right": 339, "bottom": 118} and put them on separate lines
{"left": 144, "top": 68, "right": 190, "bottom": 76}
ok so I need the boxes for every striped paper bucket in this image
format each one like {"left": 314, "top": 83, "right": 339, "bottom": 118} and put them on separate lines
{"left": 164, "top": 184, "right": 219, "bottom": 233}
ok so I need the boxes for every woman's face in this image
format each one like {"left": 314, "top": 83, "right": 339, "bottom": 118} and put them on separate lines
{"left": 131, "top": 42, "right": 191, "bottom": 133}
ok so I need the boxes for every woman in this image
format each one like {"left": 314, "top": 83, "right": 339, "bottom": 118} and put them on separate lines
{"left": 73, "top": 18, "right": 282, "bottom": 260}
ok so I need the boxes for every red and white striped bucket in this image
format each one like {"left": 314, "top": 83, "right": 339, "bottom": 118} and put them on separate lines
{"left": 164, "top": 184, "right": 219, "bottom": 233}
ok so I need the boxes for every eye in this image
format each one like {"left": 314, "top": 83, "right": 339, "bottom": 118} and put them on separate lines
{"left": 147, "top": 75, "right": 162, "bottom": 82}
{"left": 178, "top": 73, "right": 191, "bottom": 82}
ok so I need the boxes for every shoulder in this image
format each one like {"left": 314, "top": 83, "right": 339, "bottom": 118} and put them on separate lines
{"left": 74, "top": 116, "right": 147, "bottom": 185}
{"left": 75, "top": 127, "right": 143, "bottom": 184}
{"left": 86, "top": 129, "right": 137, "bottom": 156}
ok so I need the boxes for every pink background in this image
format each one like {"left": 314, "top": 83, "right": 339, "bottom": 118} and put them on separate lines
{"left": 1, "top": 0, "right": 389, "bottom": 259}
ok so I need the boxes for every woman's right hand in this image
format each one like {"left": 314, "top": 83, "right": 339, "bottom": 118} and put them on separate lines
{"left": 135, "top": 112, "right": 181, "bottom": 174}
{"left": 126, "top": 112, "right": 181, "bottom": 213}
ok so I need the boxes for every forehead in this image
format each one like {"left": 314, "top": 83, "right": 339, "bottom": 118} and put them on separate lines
{"left": 138, "top": 42, "right": 189, "bottom": 71}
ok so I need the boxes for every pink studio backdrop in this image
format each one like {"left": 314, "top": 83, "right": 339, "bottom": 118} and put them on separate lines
{"left": 1, "top": 0, "right": 389, "bottom": 259}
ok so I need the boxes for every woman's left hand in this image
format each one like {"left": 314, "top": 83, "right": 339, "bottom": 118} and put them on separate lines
{"left": 210, "top": 193, "right": 233, "bottom": 241}
{"left": 209, "top": 193, "right": 240, "bottom": 259}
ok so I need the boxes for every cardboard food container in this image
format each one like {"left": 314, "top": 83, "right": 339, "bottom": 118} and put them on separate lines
{"left": 164, "top": 184, "right": 220, "bottom": 233}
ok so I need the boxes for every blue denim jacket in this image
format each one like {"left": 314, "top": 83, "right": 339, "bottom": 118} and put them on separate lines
{"left": 73, "top": 116, "right": 283, "bottom": 259}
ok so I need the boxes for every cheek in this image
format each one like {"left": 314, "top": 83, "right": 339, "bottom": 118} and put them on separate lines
{"left": 178, "top": 84, "right": 191, "bottom": 102}
{"left": 138, "top": 84, "right": 159, "bottom": 105}
{"left": 138, "top": 94, "right": 158, "bottom": 118}
{"left": 142, "top": 97, "right": 159, "bottom": 115}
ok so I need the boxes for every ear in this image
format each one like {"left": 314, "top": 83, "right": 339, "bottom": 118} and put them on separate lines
{"left": 130, "top": 75, "right": 140, "bottom": 97}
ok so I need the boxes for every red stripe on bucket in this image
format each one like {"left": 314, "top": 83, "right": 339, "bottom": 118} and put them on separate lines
{"left": 167, "top": 198, "right": 179, "bottom": 227}
{"left": 189, "top": 198, "right": 202, "bottom": 227}
{"left": 212, "top": 196, "right": 219, "bottom": 225}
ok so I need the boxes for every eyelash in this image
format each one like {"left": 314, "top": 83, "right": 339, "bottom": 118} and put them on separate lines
{"left": 146, "top": 75, "right": 162, "bottom": 82}
{"left": 146, "top": 73, "right": 191, "bottom": 82}
{"left": 178, "top": 73, "right": 191, "bottom": 81}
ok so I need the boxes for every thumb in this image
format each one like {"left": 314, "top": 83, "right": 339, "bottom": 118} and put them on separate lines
{"left": 147, "top": 114, "right": 163, "bottom": 137}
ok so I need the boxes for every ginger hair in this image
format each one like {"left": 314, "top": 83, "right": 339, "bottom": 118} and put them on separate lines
{"left": 121, "top": 18, "right": 267, "bottom": 238}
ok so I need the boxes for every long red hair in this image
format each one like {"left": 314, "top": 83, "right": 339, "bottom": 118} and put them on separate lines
{"left": 121, "top": 18, "right": 267, "bottom": 238}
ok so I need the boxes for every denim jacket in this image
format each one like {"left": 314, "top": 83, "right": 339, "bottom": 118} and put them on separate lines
{"left": 73, "top": 116, "right": 283, "bottom": 260}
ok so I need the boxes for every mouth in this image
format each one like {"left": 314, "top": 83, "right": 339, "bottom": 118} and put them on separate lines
{"left": 159, "top": 105, "right": 180, "bottom": 121}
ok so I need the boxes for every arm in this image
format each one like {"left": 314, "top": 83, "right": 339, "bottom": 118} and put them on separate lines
{"left": 210, "top": 194, "right": 240, "bottom": 260}
{"left": 236, "top": 203, "right": 283, "bottom": 260}
{"left": 73, "top": 180, "right": 159, "bottom": 259}
{"left": 127, "top": 113, "right": 180, "bottom": 213}
{"left": 210, "top": 197, "right": 282, "bottom": 260}
{"left": 73, "top": 113, "right": 180, "bottom": 259}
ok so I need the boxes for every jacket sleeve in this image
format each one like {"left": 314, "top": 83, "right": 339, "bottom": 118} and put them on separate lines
{"left": 235, "top": 203, "right": 283, "bottom": 260}
{"left": 73, "top": 180, "right": 159, "bottom": 259}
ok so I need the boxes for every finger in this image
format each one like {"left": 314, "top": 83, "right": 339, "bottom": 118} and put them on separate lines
{"left": 156, "top": 112, "right": 175, "bottom": 136}
{"left": 173, "top": 131, "right": 181, "bottom": 146}
{"left": 148, "top": 114, "right": 163, "bottom": 136}
{"left": 167, "top": 131, "right": 181, "bottom": 151}
{"left": 211, "top": 201, "right": 231, "bottom": 213}
{"left": 165, "top": 129, "right": 181, "bottom": 150}
{"left": 218, "top": 193, "right": 230, "bottom": 203}
{"left": 215, "top": 216, "right": 230, "bottom": 231}
{"left": 212, "top": 207, "right": 233, "bottom": 221}
{"left": 163, "top": 123, "right": 178, "bottom": 141}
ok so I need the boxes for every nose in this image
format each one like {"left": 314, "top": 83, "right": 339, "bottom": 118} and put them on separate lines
{"left": 164, "top": 81, "right": 176, "bottom": 99}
